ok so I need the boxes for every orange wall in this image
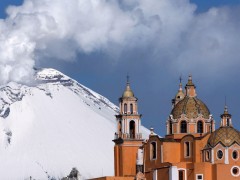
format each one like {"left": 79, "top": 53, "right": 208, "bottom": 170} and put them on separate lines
{"left": 114, "top": 140, "right": 142, "bottom": 176}
{"left": 89, "top": 176, "right": 134, "bottom": 180}
{"left": 194, "top": 162, "right": 212, "bottom": 180}
{"left": 163, "top": 142, "right": 180, "bottom": 163}
{"left": 213, "top": 164, "right": 240, "bottom": 180}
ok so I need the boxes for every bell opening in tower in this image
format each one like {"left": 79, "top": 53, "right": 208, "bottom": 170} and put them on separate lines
{"left": 130, "top": 120, "right": 135, "bottom": 139}
{"left": 130, "top": 103, "right": 133, "bottom": 114}
{"left": 124, "top": 103, "right": 127, "bottom": 114}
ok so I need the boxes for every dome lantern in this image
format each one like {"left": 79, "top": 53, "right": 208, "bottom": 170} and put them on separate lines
{"left": 172, "top": 76, "right": 185, "bottom": 108}
{"left": 185, "top": 75, "right": 197, "bottom": 97}
{"left": 220, "top": 105, "right": 232, "bottom": 127}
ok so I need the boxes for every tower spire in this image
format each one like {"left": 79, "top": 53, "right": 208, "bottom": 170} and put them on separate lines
{"left": 178, "top": 75, "right": 183, "bottom": 92}
{"left": 127, "top": 74, "right": 130, "bottom": 85}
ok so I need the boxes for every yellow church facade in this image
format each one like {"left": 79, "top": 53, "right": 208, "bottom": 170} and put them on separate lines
{"left": 91, "top": 76, "right": 240, "bottom": 180}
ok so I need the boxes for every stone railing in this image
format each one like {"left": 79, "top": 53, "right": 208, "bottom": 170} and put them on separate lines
{"left": 114, "top": 133, "right": 142, "bottom": 140}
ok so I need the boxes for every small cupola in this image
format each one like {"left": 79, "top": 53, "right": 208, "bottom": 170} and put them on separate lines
{"left": 172, "top": 77, "right": 185, "bottom": 108}
{"left": 185, "top": 75, "right": 197, "bottom": 97}
{"left": 175, "top": 77, "right": 185, "bottom": 101}
{"left": 220, "top": 105, "right": 232, "bottom": 127}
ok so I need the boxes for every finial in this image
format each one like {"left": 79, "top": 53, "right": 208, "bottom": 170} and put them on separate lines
{"left": 179, "top": 75, "right": 183, "bottom": 91}
{"left": 150, "top": 128, "right": 154, "bottom": 135}
{"left": 126, "top": 74, "right": 130, "bottom": 85}
{"left": 186, "top": 74, "right": 195, "bottom": 87}
{"left": 224, "top": 105, "right": 228, "bottom": 113}
{"left": 224, "top": 96, "right": 228, "bottom": 114}
{"left": 225, "top": 95, "right": 227, "bottom": 106}
{"left": 179, "top": 75, "right": 182, "bottom": 84}
{"left": 188, "top": 74, "right": 192, "bottom": 81}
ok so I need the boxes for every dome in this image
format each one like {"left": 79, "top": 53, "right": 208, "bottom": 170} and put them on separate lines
{"left": 207, "top": 127, "right": 240, "bottom": 147}
{"left": 122, "top": 83, "right": 134, "bottom": 98}
{"left": 171, "top": 96, "right": 210, "bottom": 119}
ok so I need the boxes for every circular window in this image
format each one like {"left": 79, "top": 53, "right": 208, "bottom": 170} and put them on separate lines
{"left": 217, "top": 150, "right": 223, "bottom": 159}
{"left": 232, "top": 150, "right": 238, "bottom": 160}
{"left": 231, "top": 166, "right": 240, "bottom": 177}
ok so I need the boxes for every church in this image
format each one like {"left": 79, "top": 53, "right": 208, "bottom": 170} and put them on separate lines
{"left": 91, "top": 76, "right": 240, "bottom": 180}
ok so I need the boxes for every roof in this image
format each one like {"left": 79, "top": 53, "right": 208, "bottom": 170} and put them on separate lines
{"left": 171, "top": 96, "right": 210, "bottom": 119}
{"left": 122, "top": 81, "right": 134, "bottom": 98}
{"left": 207, "top": 126, "right": 240, "bottom": 147}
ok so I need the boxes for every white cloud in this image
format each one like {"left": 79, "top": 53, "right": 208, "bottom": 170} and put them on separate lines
{"left": 0, "top": 0, "right": 239, "bottom": 84}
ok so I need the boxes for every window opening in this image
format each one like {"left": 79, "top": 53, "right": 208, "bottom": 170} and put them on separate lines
{"left": 150, "top": 142, "right": 157, "bottom": 160}
{"left": 227, "top": 118, "right": 230, "bottom": 126}
{"left": 179, "top": 170, "right": 184, "bottom": 180}
{"left": 196, "top": 174, "right": 203, "bottom": 180}
{"left": 231, "top": 166, "right": 240, "bottom": 176}
{"left": 124, "top": 103, "right": 127, "bottom": 114}
{"left": 181, "top": 121, "right": 187, "bottom": 133}
{"left": 129, "top": 120, "right": 135, "bottom": 139}
{"left": 197, "top": 121, "right": 203, "bottom": 133}
{"left": 185, "top": 142, "right": 190, "bottom": 157}
{"left": 118, "top": 121, "right": 122, "bottom": 133}
{"left": 232, "top": 150, "right": 238, "bottom": 160}
{"left": 217, "top": 150, "right": 223, "bottom": 159}
{"left": 130, "top": 104, "right": 133, "bottom": 114}
{"left": 169, "top": 121, "right": 173, "bottom": 134}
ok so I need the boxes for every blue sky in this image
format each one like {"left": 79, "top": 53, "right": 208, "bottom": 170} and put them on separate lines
{"left": 1, "top": 0, "right": 240, "bottom": 17}
{"left": 0, "top": 0, "right": 23, "bottom": 17}
{"left": 191, "top": 0, "right": 240, "bottom": 12}
{"left": 1, "top": 0, "right": 240, "bottom": 136}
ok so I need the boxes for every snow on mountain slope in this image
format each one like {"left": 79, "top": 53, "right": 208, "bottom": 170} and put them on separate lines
{"left": 0, "top": 68, "right": 150, "bottom": 180}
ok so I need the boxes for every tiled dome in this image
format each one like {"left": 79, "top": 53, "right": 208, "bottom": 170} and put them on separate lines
{"left": 207, "top": 127, "right": 240, "bottom": 147}
{"left": 171, "top": 96, "right": 210, "bottom": 119}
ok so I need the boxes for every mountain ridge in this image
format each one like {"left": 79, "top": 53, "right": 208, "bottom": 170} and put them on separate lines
{"left": 0, "top": 68, "right": 150, "bottom": 180}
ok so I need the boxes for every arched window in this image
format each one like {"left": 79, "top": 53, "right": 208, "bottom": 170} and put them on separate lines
{"left": 124, "top": 103, "right": 127, "bottom": 114}
{"left": 129, "top": 120, "right": 135, "bottom": 138}
{"left": 130, "top": 104, "right": 133, "bottom": 114}
{"left": 150, "top": 142, "right": 157, "bottom": 160}
{"left": 197, "top": 121, "right": 203, "bottom": 133}
{"left": 180, "top": 121, "right": 187, "bottom": 133}
{"left": 169, "top": 121, "right": 173, "bottom": 134}
{"left": 178, "top": 170, "right": 184, "bottom": 180}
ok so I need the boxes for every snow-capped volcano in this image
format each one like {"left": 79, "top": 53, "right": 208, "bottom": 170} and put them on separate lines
{"left": 0, "top": 68, "right": 149, "bottom": 180}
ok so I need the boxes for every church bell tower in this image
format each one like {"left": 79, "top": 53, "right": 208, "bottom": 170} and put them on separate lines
{"left": 113, "top": 77, "right": 143, "bottom": 177}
